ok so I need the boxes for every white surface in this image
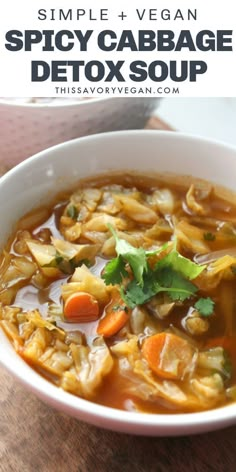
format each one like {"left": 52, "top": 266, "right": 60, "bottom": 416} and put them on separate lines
{"left": 0, "top": 130, "right": 236, "bottom": 436}
{"left": 157, "top": 98, "right": 236, "bottom": 146}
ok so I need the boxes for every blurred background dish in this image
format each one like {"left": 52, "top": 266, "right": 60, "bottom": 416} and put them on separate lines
{"left": 0, "top": 97, "right": 159, "bottom": 167}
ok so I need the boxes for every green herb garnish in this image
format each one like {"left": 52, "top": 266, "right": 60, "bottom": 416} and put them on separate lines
{"left": 102, "top": 255, "right": 128, "bottom": 285}
{"left": 43, "top": 254, "right": 93, "bottom": 275}
{"left": 204, "top": 232, "right": 216, "bottom": 241}
{"left": 194, "top": 297, "right": 215, "bottom": 317}
{"left": 154, "top": 248, "right": 205, "bottom": 280}
{"left": 102, "top": 226, "right": 209, "bottom": 309}
{"left": 67, "top": 205, "right": 79, "bottom": 220}
{"left": 107, "top": 224, "right": 147, "bottom": 285}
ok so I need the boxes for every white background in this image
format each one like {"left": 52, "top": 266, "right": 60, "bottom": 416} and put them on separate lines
{"left": 157, "top": 98, "right": 236, "bottom": 145}
{"left": 0, "top": 0, "right": 236, "bottom": 97}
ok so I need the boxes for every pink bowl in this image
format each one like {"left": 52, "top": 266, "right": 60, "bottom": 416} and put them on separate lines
{"left": 0, "top": 97, "right": 159, "bottom": 167}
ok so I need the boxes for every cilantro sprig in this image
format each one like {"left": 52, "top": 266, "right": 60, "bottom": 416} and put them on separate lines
{"left": 194, "top": 297, "right": 215, "bottom": 317}
{"left": 102, "top": 226, "right": 211, "bottom": 309}
{"left": 102, "top": 255, "right": 128, "bottom": 285}
{"left": 106, "top": 224, "right": 147, "bottom": 285}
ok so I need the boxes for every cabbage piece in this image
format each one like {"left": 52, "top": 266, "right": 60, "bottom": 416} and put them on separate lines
{"left": 151, "top": 189, "right": 176, "bottom": 215}
{"left": 191, "top": 373, "right": 224, "bottom": 400}
{"left": 20, "top": 320, "right": 35, "bottom": 341}
{"left": 199, "top": 255, "right": 236, "bottom": 278}
{"left": 101, "top": 231, "right": 143, "bottom": 257}
{"left": 111, "top": 336, "right": 140, "bottom": 357}
{"left": 62, "top": 204, "right": 90, "bottom": 225}
{"left": 188, "top": 216, "right": 223, "bottom": 229}
{"left": 27, "top": 241, "right": 56, "bottom": 266}
{"left": 0, "top": 255, "right": 37, "bottom": 289}
{"left": 197, "top": 347, "right": 227, "bottom": 375}
{"left": 26, "top": 241, "right": 60, "bottom": 278}
{"left": 27, "top": 239, "right": 99, "bottom": 276}
{"left": 0, "top": 320, "right": 23, "bottom": 345}
{"left": 114, "top": 195, "right": 157, "bottom": 224}
{"left": 83, "top": 214, "right": 128, "bottom": 232}
{"left": 31, "top": 271, "right": 49, "bottom": 289}
{"left": 24, "top": 310, "right": 65, "bottom": 337}
{"left": 70, "top": 337, "right": 114, "bottom": 398}
{"left": 0, "top": 287, "right": 18, "bottom": 305}
{"left": 39, "top": 349, "right": 73, "bottom": 375}
{"left": 61, "top": 264, "right": 110, "bottom": 305}
{"left": 97, "top": 191, "right": 120, "bottom": 215}
{"left": 144, "top": 219, "right": 173, "bottom": 240}
{"left": 195, "top": 249, "right": 236, "bottom": 265}
{"left": 185, "top": 314, "right": 209, "bottom": 336}
{"left": 81, "top": 230, "right": 108, "bottom": 246}
{"left": 186, "top": 184, "right": 207, "bottom": 215}
{"left": 195, "top": 255, "right": 236, "bottom": 291}
{"left": 130, "top": 307, "right": 146, "bottom": 335}
{"left": 22, "top": 329, "right": 73, "bottom": 376}
{"left": 147, "top": 296, "right": 175, "bottom": 320}
{"left": 175, "top": 220, "right": 210, "bottom": 254}
{"left": 51, "top": 238, "right": 99, "bottom": 262}
{"left": 63, "top": 222, "right": 82, "bottom": 242}
{"left": 0, "top": 305, "right": 21, "bottom": 322}
{"left": 130, "top": 306, "right": 160, "bottom": 335}
{"left": 0, "top": 255, "right": 37, "bottom": 304}
{"left": 60, "top": 370, "right": 83, "bottom": 396}
{"left": 65, "top": 331, "right": 84, "bottom": 345}
{"left": 21, "top": 327, "right": 51, "bottom": 360}
{"left": 70, "top": 188, "right": 102, "bottom": 211}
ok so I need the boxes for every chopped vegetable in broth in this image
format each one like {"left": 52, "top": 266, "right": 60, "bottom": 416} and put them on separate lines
{"left": 1, "top": 171, "right": 236, "bottom": 414}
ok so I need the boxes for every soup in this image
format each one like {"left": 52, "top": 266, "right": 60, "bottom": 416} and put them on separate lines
{"left": 0, "top": 172, "right": 236, "bottom": 414}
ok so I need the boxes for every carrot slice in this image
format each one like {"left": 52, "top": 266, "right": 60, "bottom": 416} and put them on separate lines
{"left": 142, "top": 332, "right": 194, "bottom": 380}
{"left": 97, "top": 291, "right": 130, "bottom": 337}
{"left": 64, "top": 292, "right": 99, "bottom": 322}
{"left": 97, "top": 309, "right": 129, "bottom": 337}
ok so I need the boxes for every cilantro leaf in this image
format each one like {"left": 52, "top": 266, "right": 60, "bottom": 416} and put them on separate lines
{"left": 102, "top": 255, "right": 128, "bottom": 285}
{"left": 194, "top": 297, "right": 215, "bottom": 317}
{"left": 155, "top": 249, "right": 205, "bottom": 280}
{"left": 121, "top": 278, "right": 158, "bottom": 308}
{"left": 154, "top": 266, "right": 198, "bottom": 301}
{"left": 104, "top": 225, "right": 204, "bottom": 309}
{"left": 121, "top": 266, "right": 197, "bottom": 308}
{"left": 108, "top": 224, "right": 147, "bottom": 285}
{"left": 204, "top": 232, "right": 216, "bottom": 241}
{"left": 67, "top": 205, "right": 79, "bottom": 220}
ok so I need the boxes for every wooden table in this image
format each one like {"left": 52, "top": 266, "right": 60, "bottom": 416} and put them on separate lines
{"left": 0, "top": 117, "right": 236, "bottom": 472}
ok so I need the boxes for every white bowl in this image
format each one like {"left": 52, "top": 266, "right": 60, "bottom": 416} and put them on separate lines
{"left": 0, "top": 97, "right": 159, "bottom": 168}
{"left": 0, "top": 130, "right": 236, "bottom": 436}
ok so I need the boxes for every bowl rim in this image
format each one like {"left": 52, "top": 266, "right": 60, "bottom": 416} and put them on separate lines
{"left": 1, "top": 128, "right": 236, "bottom": 181}
{"left": 0, "top": 129, "right": 236, "bottom": 435}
